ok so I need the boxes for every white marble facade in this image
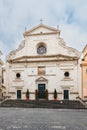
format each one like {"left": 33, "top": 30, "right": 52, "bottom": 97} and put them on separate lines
{"left": 6, "top": 24, "right": 82, "bottom": 100}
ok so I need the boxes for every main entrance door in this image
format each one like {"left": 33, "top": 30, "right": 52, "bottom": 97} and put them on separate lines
{"left": 17, "top": 90, "right": 21, "bottom": 99}
{"left": 38, "top": 84, "right": 45, "bottom": 99}
{"left": 64, "top": 90, "right": 69, "bottom": 100}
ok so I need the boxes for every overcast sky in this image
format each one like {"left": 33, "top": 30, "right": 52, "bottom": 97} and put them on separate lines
{"left": 0, "top": 0, "right": 87, "bottom": 62}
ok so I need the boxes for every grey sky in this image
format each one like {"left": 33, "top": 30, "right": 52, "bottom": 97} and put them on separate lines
{"left": 0, "top": 0, "right": 87, "bottom": 61}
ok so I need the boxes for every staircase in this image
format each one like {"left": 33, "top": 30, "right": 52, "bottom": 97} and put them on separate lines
{"left": 76, "top": 96, "right": 87, "bottom": 108}
{"left": 0, "top": 99, "right": 85, "bottom": 109}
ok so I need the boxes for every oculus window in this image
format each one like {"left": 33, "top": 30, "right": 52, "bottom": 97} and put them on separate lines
{"left": 64, "top": 72, "right": 69, "bottom": 77}
{"left": 16, "top": 73, "right": 21, "bottom": 78}
{"left": 37, "top": 46, "right": 46, "bottom": 54}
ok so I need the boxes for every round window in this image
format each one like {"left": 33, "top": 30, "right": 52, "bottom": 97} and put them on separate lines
{"left": 37, "top": 46, "right": 46, "bottom": 54}
{"left": 16, "top": 73, "right": 21, "bottom": 78}
{"left": 64, "top": 72, "right": 69, "bottom": 77}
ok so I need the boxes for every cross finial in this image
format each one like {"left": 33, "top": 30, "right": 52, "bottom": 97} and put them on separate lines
{"left": 25, "top": 27, "right": 27, "bottom": 32}
{"left": 57, "top": 25, "right": 59, "bottom": 30}
{"left": 40, "top": 18, "right": 43, "bottom": 24}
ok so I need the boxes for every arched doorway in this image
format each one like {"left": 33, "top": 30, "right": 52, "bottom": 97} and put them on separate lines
{"left": 36, "top": 77, "right": 48, "bottom": 100}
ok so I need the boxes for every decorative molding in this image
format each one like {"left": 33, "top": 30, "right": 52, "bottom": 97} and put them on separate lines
{"left": 61, "top": 78, "right": 73, "bottom": 81}
{"left": 15, "top": 86, "right": 23, "bottom": 89}
{"left": 13, "top": 79, "right": 24, "bottom": 82}
{"left": 61, "top": 85, "right": 74, "bottom": 89}
{"left": 81, "top": 62, "right": 87, "bottom": 66}
{"left": 22, "top": 92, "right": 35, "bottom": 94}
{"left": 70, "top": 92, "right": 79, "bottom": 94}
{"left": 6, "top": 40, "right": 25, "bottom": 61}
{"left": 8, "top": 92, "right": 16, "bottom": 94}
{"left": 35, "top": 76, "right": 48, "bottom": 83}
{"left": 60, "top": 68, "right": 74, "bottom": 70}
{"left": 58, "top": 92, "right": 62, "bottom": 94}
{"left": 58, "top": 37, "right": 80, "bottom": 58}
{"left": 24, "top": 32, "right": 59, "bottom": 37}
{"left": 58, "top": 37, "right": 66, "bottom": 46}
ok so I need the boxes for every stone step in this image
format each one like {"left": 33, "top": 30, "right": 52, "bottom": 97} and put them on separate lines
{"left": 0, "top": 99, "right": 85, "bottom": 109}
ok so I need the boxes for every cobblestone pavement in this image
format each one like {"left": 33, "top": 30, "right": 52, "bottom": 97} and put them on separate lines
{"left": 0, "top": 108, "right": 87, "bottom": 130}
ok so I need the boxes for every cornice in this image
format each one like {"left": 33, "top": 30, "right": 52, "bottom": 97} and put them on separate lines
{"left": 70, "top": 92, "right": 79, "bottom": 94}
{"left": 24, "top": 32, "right": 58, "bottom": 37}
{"left": 7, "top": 54, "right": 78, "bottom": 63}
{"left": 81, "top": 62, "right": 87, "bottom": 66}
{"left": 8, "top": 54, "right": 78, "bottom": 60}
{"left": 13, "top": 79, "right": 24, "bottom": 82}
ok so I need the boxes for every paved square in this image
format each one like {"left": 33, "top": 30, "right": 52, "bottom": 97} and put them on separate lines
{"left": 0, "top": 108, "right": 87, "bottom": 130}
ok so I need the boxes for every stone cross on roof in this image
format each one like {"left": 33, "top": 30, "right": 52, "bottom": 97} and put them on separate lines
{"left": 40, "top": 18, "right": 43, "bottom": 24}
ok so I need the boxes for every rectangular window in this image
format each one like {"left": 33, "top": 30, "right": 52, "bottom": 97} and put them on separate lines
{"left": 64, "top": 90, "right": 69, "bottom": 100}
{"left": 86, "top": 68, "right": 87, "bottom": 74}
{"left": 17, "top": 90, "right": 21, "bottom": 99}
{"left": 38, "top": 66, "right": 45, "bottom": 75}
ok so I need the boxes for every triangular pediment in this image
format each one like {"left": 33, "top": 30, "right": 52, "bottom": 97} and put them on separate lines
{"left": 23, "top": 24, "right": 60, "bottom": 36}
{"left": 36, "top": 77, "right": 48, "bottom": 82}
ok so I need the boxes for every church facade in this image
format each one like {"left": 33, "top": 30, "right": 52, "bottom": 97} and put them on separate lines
{"left": 6, "top": 24, "right": 82, "bottom": 100}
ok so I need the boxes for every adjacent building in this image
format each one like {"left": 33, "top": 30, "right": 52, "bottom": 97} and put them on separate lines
{"left": 6, "top": 24, "right": 82, "bottom": 100}
{"left": 2, "top": 67, "right": 6, "bottom": 99}
{"left": 81, "top": 45, "right": 87, "bottom": 100}
{"left": 0, "top": 51, "right": 3, "bottom": 99}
